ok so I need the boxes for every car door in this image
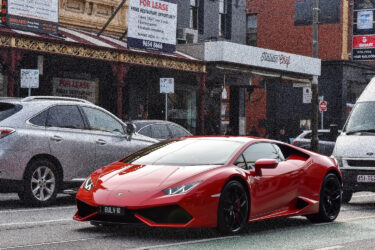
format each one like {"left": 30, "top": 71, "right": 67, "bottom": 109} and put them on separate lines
{"left": 45, "top": 105, "right": 96, "bottom": 181}
{"left": 80, "top": 106, "right": 143, "bottom": 169}
{"left": 239, "top": 142, "right": 302, "bottom": 218}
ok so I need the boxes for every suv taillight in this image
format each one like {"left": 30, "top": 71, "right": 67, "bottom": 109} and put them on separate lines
{"left": 291, "top": 140, "right": 298, "bottom": 146}
{"left": 0, "top": 128, "right": 15, "bottom": 139}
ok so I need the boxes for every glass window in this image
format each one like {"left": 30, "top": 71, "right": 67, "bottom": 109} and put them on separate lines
{"left": 190, "top": 0, "right": 199, "bottom": 29}
{"left": 139, "top": 125, "right": 152, "bottom": 137}
{"left": 152, "top": 124, "right": 171, "bottom": 139}
{"left": 46, "top": 105, "right": 85, "bottom": 129}
{"left": 0, "top": 103, "right": 21, "bottom": 122}
{"left": 29, "top": 109, "right": 48, "bottom": 126}
{"left": 169, "top": 125, "right": 190, "bottom": 138}
{"left": 246, "top": 14, "right": 257, "bottom": 46}
{"left": 234, "top": 154, "right": 248, "bottom": 170}
{"left": 242, "top": 143, "right": 280, "bottom": 169}
{"left": 122, "top": 138, "right": 244, "bottom": 166}
{"left": 219, "top": 0, "right": 227, "bottom": 37}
{"left": 294, "top": 0, "right": 340, "bottom": 26}
{"left": 81, "top": 106, "right": 124, "bottom": 134}
{"left": 345, "top": 102, "right": 375, "bottom": 133}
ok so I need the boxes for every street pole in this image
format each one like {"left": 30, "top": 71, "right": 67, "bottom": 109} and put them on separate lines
{"left": 311, "top": 0, "right": 319, "bottom": 152}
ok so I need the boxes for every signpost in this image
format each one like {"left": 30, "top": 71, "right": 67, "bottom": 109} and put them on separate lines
{"left": 20, "top": 69, "right": 39, "bottom": 96}
{"left": 319, "top": 100, "right": 327, "bottom": 129}
{"left": 160, "top": 78, "right": 174, "bottom": 120}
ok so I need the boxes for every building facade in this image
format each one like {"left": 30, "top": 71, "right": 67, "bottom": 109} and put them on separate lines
{"left": 246, "top": 0, "right": 375, "bottom": 139}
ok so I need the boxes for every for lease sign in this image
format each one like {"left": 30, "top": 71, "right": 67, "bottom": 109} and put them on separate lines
{"left": 127, "top": 0, "right": 177, "bottom": 54}
{"left": 2, "top": 0, "right": 58, "bottom": 34}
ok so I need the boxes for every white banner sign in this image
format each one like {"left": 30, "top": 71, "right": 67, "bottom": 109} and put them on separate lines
{"left": 358, "top": 10, "right": 374, "bottom": 30}
{"left": 21, "top": 69, "right": 39, "bottom": 88}
{"left": 127, "top": 0, "right": 177, "bottom": 53}
{"left": 52, "top": 78, "right": 98, "bottom": 103}
{"left": 302, "top": 87, "right": 312, "bottom": 104}
{"left": 160, "top": 78, "right": 174, "bottom": 93}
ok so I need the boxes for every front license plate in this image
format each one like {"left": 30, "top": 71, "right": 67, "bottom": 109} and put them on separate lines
{"left": 357, "top": 175, "right": 375, "bottom": 183}
{"left": 98, "top": 206, "right": 125, "bottom": 216}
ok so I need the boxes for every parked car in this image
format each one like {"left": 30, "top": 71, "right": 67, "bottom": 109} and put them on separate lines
{"left": 132, "top": 120, "right": 192, "bottom": 141}
{"left": 292, "top": 129, "right": 341, "bottom": 156}
{"left": 0, "top": 96, "right": 158, "bottom": 206}
{"left": 333, "top": 77, "right": 375, "bottom": 203}
{"left": 74, "top": 136, "right": 342, "bottom": 234}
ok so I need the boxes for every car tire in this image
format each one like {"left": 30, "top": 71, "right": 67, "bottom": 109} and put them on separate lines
{"left": 21, "top": 159, "right": 60, "bottom": 206}
{"left": 306, "top": 173, "right": 341, "bottom": 223}
{"left": 341, "top": 190, "right": 353, "bottom": 203}
{"left": 217, "top": 180, "right": 249, "bottom": 234}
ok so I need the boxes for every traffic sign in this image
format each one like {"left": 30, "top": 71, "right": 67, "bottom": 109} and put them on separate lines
{"left": 319, "top": 101, "right": 327, "bottom": 112}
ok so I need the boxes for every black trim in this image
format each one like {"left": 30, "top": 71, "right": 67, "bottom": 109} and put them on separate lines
{"left": 0, "top": 179, "right": 23, "bottom": 193}
{"left": 198, "top": 0, "right": 204, "bottom": 35}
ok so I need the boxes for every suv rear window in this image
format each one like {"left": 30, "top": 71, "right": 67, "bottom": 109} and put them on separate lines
{"left": 0, "top": 103, "right": 22, "bottom": 122}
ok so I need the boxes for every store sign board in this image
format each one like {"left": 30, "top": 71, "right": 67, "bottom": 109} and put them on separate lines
{"left": 302, "top": 87, "right": 312, "bottom": 104}
{"left": 353, "top": 35, "right": 375, "bottom": 49}
{"left": 20, "top": 69, "right": 39, "bottom": 88}
{"left": 52, "top": 78, "right": 97, "bottom": 103}
{"left": 127, "top": 0, "right": 177, "bottom": 54}
{"left": 1, "top": 0, "right": 58, "bottom": 35}
{"left": 160, "top": 78, "right": 174, "bottom": 93}
{"left": 357, "top": 10, "right": 373, "bottom": 30}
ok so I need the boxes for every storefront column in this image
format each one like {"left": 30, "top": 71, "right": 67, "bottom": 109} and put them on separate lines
{"left": 112, "top": 63, "right": 129, "bottom": 118}
{"left": 0, "top": 48, "right": 23, "bottom": 97}
{"left": 196, "top": 73, "right": 207, "bottom": 135}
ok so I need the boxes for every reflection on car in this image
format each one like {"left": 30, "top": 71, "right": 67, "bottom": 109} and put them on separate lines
{"left": 132, "top": 120, "right": 192, "bottom": 141}
{"left": 0, "top": 96, "right": 157, "bottom": 206}
{"left": 74, "top": 136, "right": 342, "bottom": 235}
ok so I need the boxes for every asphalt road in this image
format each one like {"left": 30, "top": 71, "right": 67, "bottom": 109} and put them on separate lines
{"left": 1, "top": 193, "right": 375, "bottom": 250}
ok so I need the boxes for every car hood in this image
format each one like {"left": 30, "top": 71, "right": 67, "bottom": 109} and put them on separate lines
{"left": 334, "top": 134, "right": 375, "bottom": 158}
{"left": 95, "top": 161, "right": 220, "bottom": 193}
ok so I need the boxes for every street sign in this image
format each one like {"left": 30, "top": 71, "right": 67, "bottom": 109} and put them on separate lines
{"left": 302, "top": 87, "right": 312, "bottom": 103}
{"left": 319, "top": 100, "right": 327, "bottom": 112}
{"left": 160, "top": 78, "right": 174, "bottom": 94}
{"left": 21, "top": 69, "right": 39, "bottom": 89}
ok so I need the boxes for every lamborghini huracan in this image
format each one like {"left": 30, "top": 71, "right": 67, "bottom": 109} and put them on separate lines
{"left": 73, "top": 136, "right": 342, "bottom": 234}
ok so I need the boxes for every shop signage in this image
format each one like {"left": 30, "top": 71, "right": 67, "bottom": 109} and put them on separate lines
{"left": 20, "top": 69, "right": 39, "bottom": 89}
{"left": 1, "top": 0, "right": 59, "bottom": 35}
{"left": 302, "top": 87, "right": 312, "bottom": 104}
{"left": 52, "top": 78, "right": 98, "bottom": 104}
{"left": 127, "top": 0, "right": 177, "bottom": 54}
{"left": 357, "top": 10, "right": 373, "bottom": 30}
{"left": 353, "top": 35, "right": 375, "bottom": 49}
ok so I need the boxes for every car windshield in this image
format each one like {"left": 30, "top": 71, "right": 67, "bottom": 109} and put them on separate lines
{"left": 345, "top": 102, "right": 375, "bottom": 134}
{"left": 121, "top": 138, "right": 244, "bottom": 166}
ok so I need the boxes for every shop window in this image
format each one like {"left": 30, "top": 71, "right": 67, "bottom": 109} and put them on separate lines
{"left": 246, "top": 14, "right": 257, "bottom": 46}
{"left": 0, "top": 65, "right": 7, "bottom": 97}
{"left": 190, "top": 0, "right": 199, "bottom": 30}
{"left": 294, "top": 0, "right": 340, "bottom": 26}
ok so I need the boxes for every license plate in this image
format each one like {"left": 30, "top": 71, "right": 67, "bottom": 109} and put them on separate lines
{"left": 98, "top": 206, "right": 125, "bottom": 216}
{"left": 357, "top": 175, "right": 375, "bottom": 183}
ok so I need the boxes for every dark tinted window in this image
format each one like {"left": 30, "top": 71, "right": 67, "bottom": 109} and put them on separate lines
{"left": 29, "top": 109, "right": 48, "bottom": 126}
{"left": 46, "top": 105, "right": 85, "bottom": 129}
{"left": 122, "top": 139, "right": 244, "bottom": 166}
{"left": 152, "top": 124, "right": 170, "bottom": 139}
{"left": 242, "top": 143, "right": 280, "bottom": 169}
{"left": 0, "top": 103, "right": 22, "bottom": 122}
{"left": 294, "top": 0, "right": 340, "bottom": 26}
{"left": 139, "top": 125, "right": 152, "bottom": 137}
{"left": 169, "top": 125, "right": 190, "bottom": 138}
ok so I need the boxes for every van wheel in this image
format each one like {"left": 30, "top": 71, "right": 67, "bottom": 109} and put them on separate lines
{"left": 21, "top": 159, "right": 60, "bottom": 206}
{"left": 341, "top": 190, "right": 353, "bottom": 203}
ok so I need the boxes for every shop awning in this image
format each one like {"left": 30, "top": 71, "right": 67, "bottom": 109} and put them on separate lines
{"left": 0, "top": 25, "right": 205, "bottom": 73}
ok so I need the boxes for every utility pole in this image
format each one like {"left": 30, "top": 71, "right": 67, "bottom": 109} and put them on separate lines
{"left": 311, "top": 0, "right": 319, "bottom": 152}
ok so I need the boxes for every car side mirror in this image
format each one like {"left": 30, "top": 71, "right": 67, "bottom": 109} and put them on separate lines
{"left": 254, "top": 159, "right": 278, "bottom": 176}
{"left": 125, "top": 122, "right": 136, "bottom": 141}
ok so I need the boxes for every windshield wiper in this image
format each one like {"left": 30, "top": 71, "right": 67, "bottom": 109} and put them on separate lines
{"left": 346, "top": 129, "right": 375, "bottom": 135}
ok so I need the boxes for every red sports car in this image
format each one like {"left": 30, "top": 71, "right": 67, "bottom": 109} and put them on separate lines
{"left": 74, "top": 136, "right": 342, "bottom": 234}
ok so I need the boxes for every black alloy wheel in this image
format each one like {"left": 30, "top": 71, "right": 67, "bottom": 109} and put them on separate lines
{"left": 217, "top": 180, "right": 249, "bottom": 234}
{"left": 307, "top": 173, "right": 341, "bottom": 223}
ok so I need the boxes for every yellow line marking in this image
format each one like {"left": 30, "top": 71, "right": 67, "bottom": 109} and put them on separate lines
{"left": 337, "top": 215, "right": 375, "bottom": 222}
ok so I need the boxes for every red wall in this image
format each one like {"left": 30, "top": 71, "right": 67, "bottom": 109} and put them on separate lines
{"left": 247, "top": 0, "right": 344, "bottom": 60}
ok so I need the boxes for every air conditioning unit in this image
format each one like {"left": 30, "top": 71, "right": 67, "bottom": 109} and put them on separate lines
{"left": 176, "top": 28, "right": 198, "bottom": 44}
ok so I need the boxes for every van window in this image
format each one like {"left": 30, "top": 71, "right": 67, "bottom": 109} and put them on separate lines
{"left": 345, "top": 102, "right": 375, "bottom": 133}
{"left": 0, "top": 103, "right": 22, "bottom": 122}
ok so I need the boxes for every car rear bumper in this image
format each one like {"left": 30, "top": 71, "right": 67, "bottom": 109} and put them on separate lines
{"left": 341, "top": 169, "right": 375, "bottom": 192}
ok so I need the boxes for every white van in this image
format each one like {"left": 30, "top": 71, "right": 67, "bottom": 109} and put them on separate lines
{"left": 333, "top": 77, "right": 375, "bottom": 203}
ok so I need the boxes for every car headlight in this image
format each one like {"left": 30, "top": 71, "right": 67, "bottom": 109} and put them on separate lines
{"left": 331, "top": 155, "right": 343, "bottom": 168}
{"left": 163, "top": 181, "right": 201, "bottom": 195}
{"left": 84, "top": 176, "right": 94, "bottom": 191}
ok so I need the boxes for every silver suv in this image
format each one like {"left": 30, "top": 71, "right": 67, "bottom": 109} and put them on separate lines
{"left": 0, "top": 96, "right": 157, "bottom": 205}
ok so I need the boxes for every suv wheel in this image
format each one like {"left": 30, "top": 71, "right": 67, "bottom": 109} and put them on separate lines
{"left": 21, "top": 159, "right": 60, "bottom": 206}
{"left": 341, "top": 190, "right": 353, "bottom": 203}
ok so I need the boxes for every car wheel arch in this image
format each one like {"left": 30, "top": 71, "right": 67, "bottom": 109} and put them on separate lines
{"left": 25, "top": 154, "right": 63, "bottom": 190}
{"left": 221, "top": 176, "right": 251, "bottom": 210}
